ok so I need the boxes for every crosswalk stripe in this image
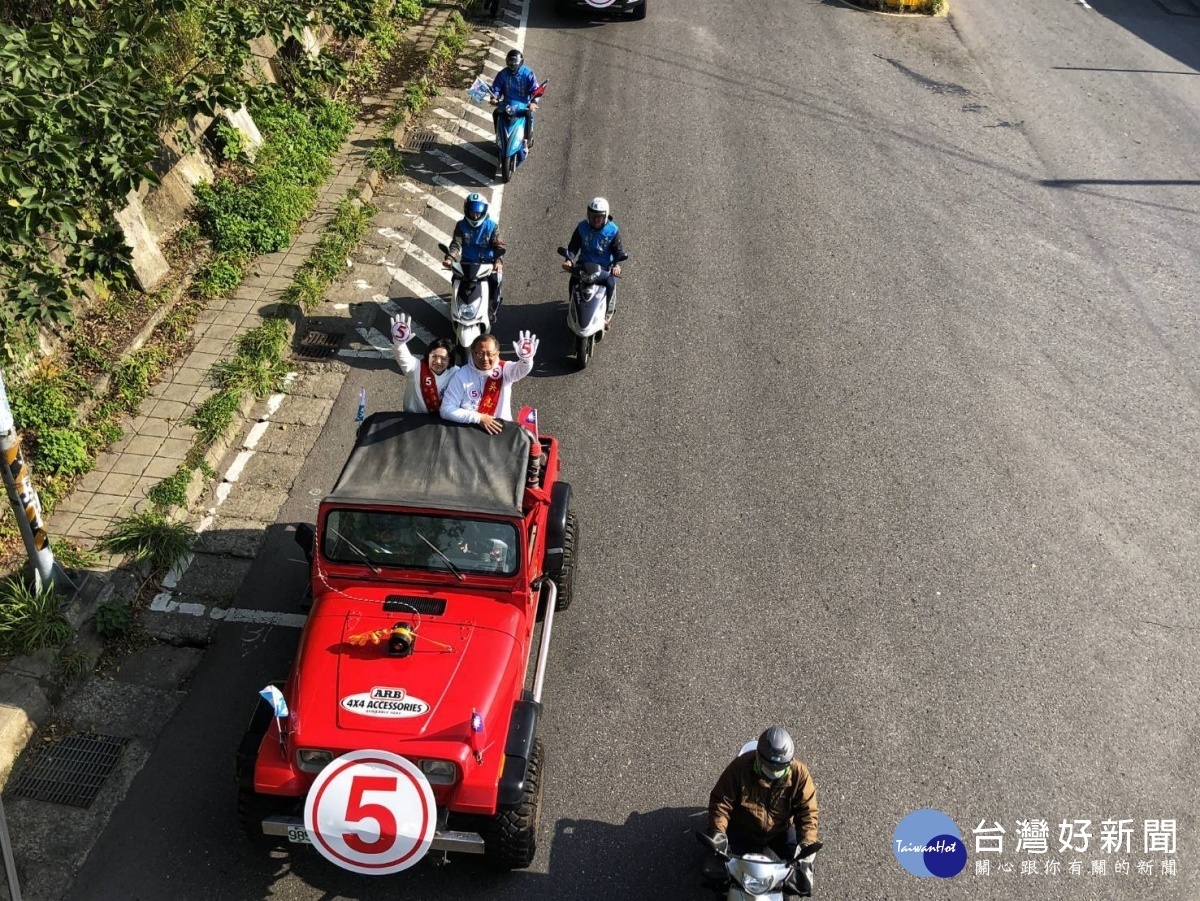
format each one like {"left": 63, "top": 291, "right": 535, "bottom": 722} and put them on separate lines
{"left": 389, "top": 265, "right": 451, "bottom": 317}
{"left": 413, "top": 215, "right": 453, "bottom": 247}
{"left": 400, "top": 181, "right": 462, "bottom": 222}
{"left": 433, "top": 106, "right": 495, "bottom": 142}
{"left": 428, "top": 123, "right": 498, "bottom": 167}
{"left": 427, "top": 149, "right": 495, "bottom": 188}
{"left": 432, "top": 175, "right": 476, "bottom": 202}
{"left": 449, "top": 95, "right": 497, "bottom": 125}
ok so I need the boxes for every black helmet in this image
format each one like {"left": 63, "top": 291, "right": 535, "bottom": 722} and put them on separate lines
{"left": 506, "top": 49, "right": 523, "bottom": 73}
{"left": 755, "top": 726, "right": 794, "bottom": 781}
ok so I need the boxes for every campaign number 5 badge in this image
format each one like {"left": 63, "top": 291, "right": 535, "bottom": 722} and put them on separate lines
{"left": 304, "top": 749, "right": 436, "bottom": 874}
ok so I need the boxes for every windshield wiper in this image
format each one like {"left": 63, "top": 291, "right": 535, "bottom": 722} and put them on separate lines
{"left": 416, "top": 531, "right": 465, "bottom": 581}
{"left": 328, "top": 527, "right": 381, "bottom": 575}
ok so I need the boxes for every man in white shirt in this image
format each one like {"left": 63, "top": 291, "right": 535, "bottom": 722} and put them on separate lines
{"left": 391, "top": 313, "right": 457, "bottom": 414}
{"left": 440, "top": 331, "right": 539, "bottom": 435}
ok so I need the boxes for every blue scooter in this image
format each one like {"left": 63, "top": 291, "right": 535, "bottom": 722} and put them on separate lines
{"left": 492, "top": 81, "right": 547, "bottom": 183}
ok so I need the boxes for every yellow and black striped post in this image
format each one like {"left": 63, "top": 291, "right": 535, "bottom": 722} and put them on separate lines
{"left": 0, "top": 369, "right": 56, "bottom": 591}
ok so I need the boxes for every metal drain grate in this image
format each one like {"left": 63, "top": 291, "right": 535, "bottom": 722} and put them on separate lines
{"left": 405, "top": 129, "right": 438, "bottom": 152}
{"left": 6, "top": 732, "right": 128, "bottom": 808}
{"left": 295, "top": 329, "right": 343, "bottom": 360}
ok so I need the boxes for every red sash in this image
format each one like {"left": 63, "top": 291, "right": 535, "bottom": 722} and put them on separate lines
{"left": 419, "top": 362, "right": 441, "bottom": 413}
{"left": 478, "top": 369, "right": 504, "bottom": 416}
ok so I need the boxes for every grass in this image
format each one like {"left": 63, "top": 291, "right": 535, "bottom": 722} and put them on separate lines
{"left": 0, "top": 579, "right": 73, "bottom": 655}
{"left": 100, "top": 510, "right": 195, "bottom": 576}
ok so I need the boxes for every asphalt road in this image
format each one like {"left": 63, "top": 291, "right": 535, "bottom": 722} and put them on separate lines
{"left": 65, "top": 0, "right": 1199, "bottom": 898}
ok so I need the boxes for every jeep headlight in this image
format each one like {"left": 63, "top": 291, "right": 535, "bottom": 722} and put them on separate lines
{"left": 296, "top": 749, "right": 333, "bottom": 773}
{"left": 419, "top": 759, "right": 457, "bottom": 785}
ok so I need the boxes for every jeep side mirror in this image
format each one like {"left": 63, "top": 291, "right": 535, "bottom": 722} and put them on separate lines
{"left": 294, "top": 523, "right": 315, "bottom": 563}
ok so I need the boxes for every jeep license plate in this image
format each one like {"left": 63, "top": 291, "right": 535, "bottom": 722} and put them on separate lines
{"left": 287, "top": 824, "right": 312, "bottom": 844}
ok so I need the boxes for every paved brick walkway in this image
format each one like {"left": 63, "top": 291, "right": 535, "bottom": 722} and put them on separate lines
{"left": 47, "top": 5, "right": 457, "bottom": 554}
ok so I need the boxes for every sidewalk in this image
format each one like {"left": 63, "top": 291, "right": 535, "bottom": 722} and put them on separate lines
{"left": 0, "top": 1, "right": 472, "bottom": 798}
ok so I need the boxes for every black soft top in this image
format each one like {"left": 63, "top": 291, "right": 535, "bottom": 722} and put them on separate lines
{"left": 328, "top": 412, "right": 532, "bottom": 517}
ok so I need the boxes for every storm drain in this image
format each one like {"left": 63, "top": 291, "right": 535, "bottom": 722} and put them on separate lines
{"left": 6, "top": 732, "right": 128, "bottom": 808}
{"left": 294, "top": 329, "right": 343, "bottom": 360}
{"left": 405, "top": 129, "right": 438, "bottom": 153}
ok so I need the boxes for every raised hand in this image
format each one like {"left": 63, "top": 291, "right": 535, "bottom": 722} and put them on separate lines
{"left": 390, "top": 312, "right": 413, "bottom": 345}
{"left": 513, "top": 331, "right": 539, "bottom": 363}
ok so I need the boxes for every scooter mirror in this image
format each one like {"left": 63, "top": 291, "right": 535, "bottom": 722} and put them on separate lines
{"left": 556, "top": 247, "right": 569, "bottom": 258}
{"left": 437, "top": 242, "right": 451, "bottom": 255}
{"left": 694, "top": 831, "right": 730, "bottom": 858}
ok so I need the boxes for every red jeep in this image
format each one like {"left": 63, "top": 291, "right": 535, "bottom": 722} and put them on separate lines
{"left": 236, "top": 412, "right": 577, "bottom": 870}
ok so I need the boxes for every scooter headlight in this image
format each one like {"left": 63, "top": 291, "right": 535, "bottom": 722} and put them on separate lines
{"left": 742, "top": 872, "right": 775, "bottom": 896}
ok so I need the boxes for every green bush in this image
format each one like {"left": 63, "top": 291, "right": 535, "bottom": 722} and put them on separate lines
{"left": 193, "top": 254, "right": 246, "bottom": 298}
{"left": 94, "top": 600, "right": 135, "bottom": 639}
{"left": 8, "top": 378, "right": 76, "bottom": 432}
{"left": 111, "top": 347, "right": 168, "bottom": 407}
{"left": 100, "top": 510, "right": 195, "bottom": 575}
{"left": 147, "top": 467, "right": 193, "bottom": 509}
{"left": 0, "top": 579, "right": 72, "bottom": 656}
{"left": 189, "top": 389, "right": 242, "bottom": 445}
{"left": 235, "top": 318, "right": 290, "bottom": 362}
{"left": 35, "top": 428, "right": 91, "bottom": 477}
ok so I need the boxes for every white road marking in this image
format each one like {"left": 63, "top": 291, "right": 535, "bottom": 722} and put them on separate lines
{"left": 427, "top": 148, "right": 496, "bottom": 187}
{"left": 224, "top": 450, "right": 255, "bottom": 483}
{"left": 355, "top": 325, "right": 393, "bottom": 355}
{"left": 400, "top": 181, "right": 463, "bottom": 221}
{"left": 433, "top": 107, "right": 495, "bottom": 142}
{"left": 387, "top": 265, "right": 452, "bottom": 317}
{"left": 148, "top": 592, "right": 307, "bottom": 628}
{"left": 243, "top": 421, "right": 271, "bottom": 450}
{"left": 413, "top": 215, "right": 453, "bottom": 247}
{"left": 432, "top": 175, "right": 477, "bottom": 202}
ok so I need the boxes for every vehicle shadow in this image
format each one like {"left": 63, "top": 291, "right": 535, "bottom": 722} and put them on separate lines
{"left": 279, "top": 805, "right": 713, "bottom": 900}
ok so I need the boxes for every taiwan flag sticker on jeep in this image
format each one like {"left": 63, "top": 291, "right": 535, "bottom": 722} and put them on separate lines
{"left": 341, "top": 687, "right": 431, "bottom": 718}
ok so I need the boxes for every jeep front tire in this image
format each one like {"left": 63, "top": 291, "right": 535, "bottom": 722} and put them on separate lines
{"left": 483, "top": 740, "right": 543, "bottom": 870}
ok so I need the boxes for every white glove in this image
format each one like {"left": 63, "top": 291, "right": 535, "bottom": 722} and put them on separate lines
{"left": 390, "top": 312, "right": 413, "bottom": 345}
{"left": 514, "top": 331, "right": 539, "bottom": 363}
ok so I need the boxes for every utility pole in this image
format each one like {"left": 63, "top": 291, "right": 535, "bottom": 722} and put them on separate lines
{"left": 0, "top": 796, "right": 22, "bottom": 901}
{"left": 0, "top": 369, "right": 56, "bottom": 592}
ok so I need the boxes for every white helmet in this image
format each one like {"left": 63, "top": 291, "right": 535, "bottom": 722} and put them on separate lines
{"left": 586, "top": 196, "right": 610, "bottom": 228}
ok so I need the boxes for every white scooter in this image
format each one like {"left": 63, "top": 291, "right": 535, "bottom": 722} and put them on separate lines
{"left": 557, "top": 246, "right": 613, "bottom": 369}
{"left": 697, "top": 742, "right": 822, "bottom": 900}
{"left": 439, "top": 242, "right": 504, "bottom": 365}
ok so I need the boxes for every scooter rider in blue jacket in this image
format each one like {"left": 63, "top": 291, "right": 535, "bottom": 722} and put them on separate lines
{"left": 491, "top": 49, "right": 539, "bottom": 148}
{"left": 562, "top": 197, "right": 627, "bottom": 328}
{"left": 444, "top": 193, "right": 506, "bottom": 320}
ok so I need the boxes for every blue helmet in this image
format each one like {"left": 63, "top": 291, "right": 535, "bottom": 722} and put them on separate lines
{"left": 464, "top": 193, "right": 488, "bottom": 227}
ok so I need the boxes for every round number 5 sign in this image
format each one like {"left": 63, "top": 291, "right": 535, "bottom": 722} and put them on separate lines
{"left": 304, "top": 749, "right": 436, "bottom": 874}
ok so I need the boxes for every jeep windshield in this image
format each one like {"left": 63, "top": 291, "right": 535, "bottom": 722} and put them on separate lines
{"left": 322, "top": 508, "right": 519, "bottom": 577}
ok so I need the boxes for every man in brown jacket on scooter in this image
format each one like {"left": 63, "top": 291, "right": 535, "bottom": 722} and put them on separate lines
{"left": 704, "top": 727, "right": 820, "bottom": 897}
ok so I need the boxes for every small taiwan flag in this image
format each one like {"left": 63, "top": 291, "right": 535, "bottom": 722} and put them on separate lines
{"left": 517, "top": 405, "right": 538, "bottom": 441}
{"left": 259, "top": 684, "right": 289, "bottom": 718}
